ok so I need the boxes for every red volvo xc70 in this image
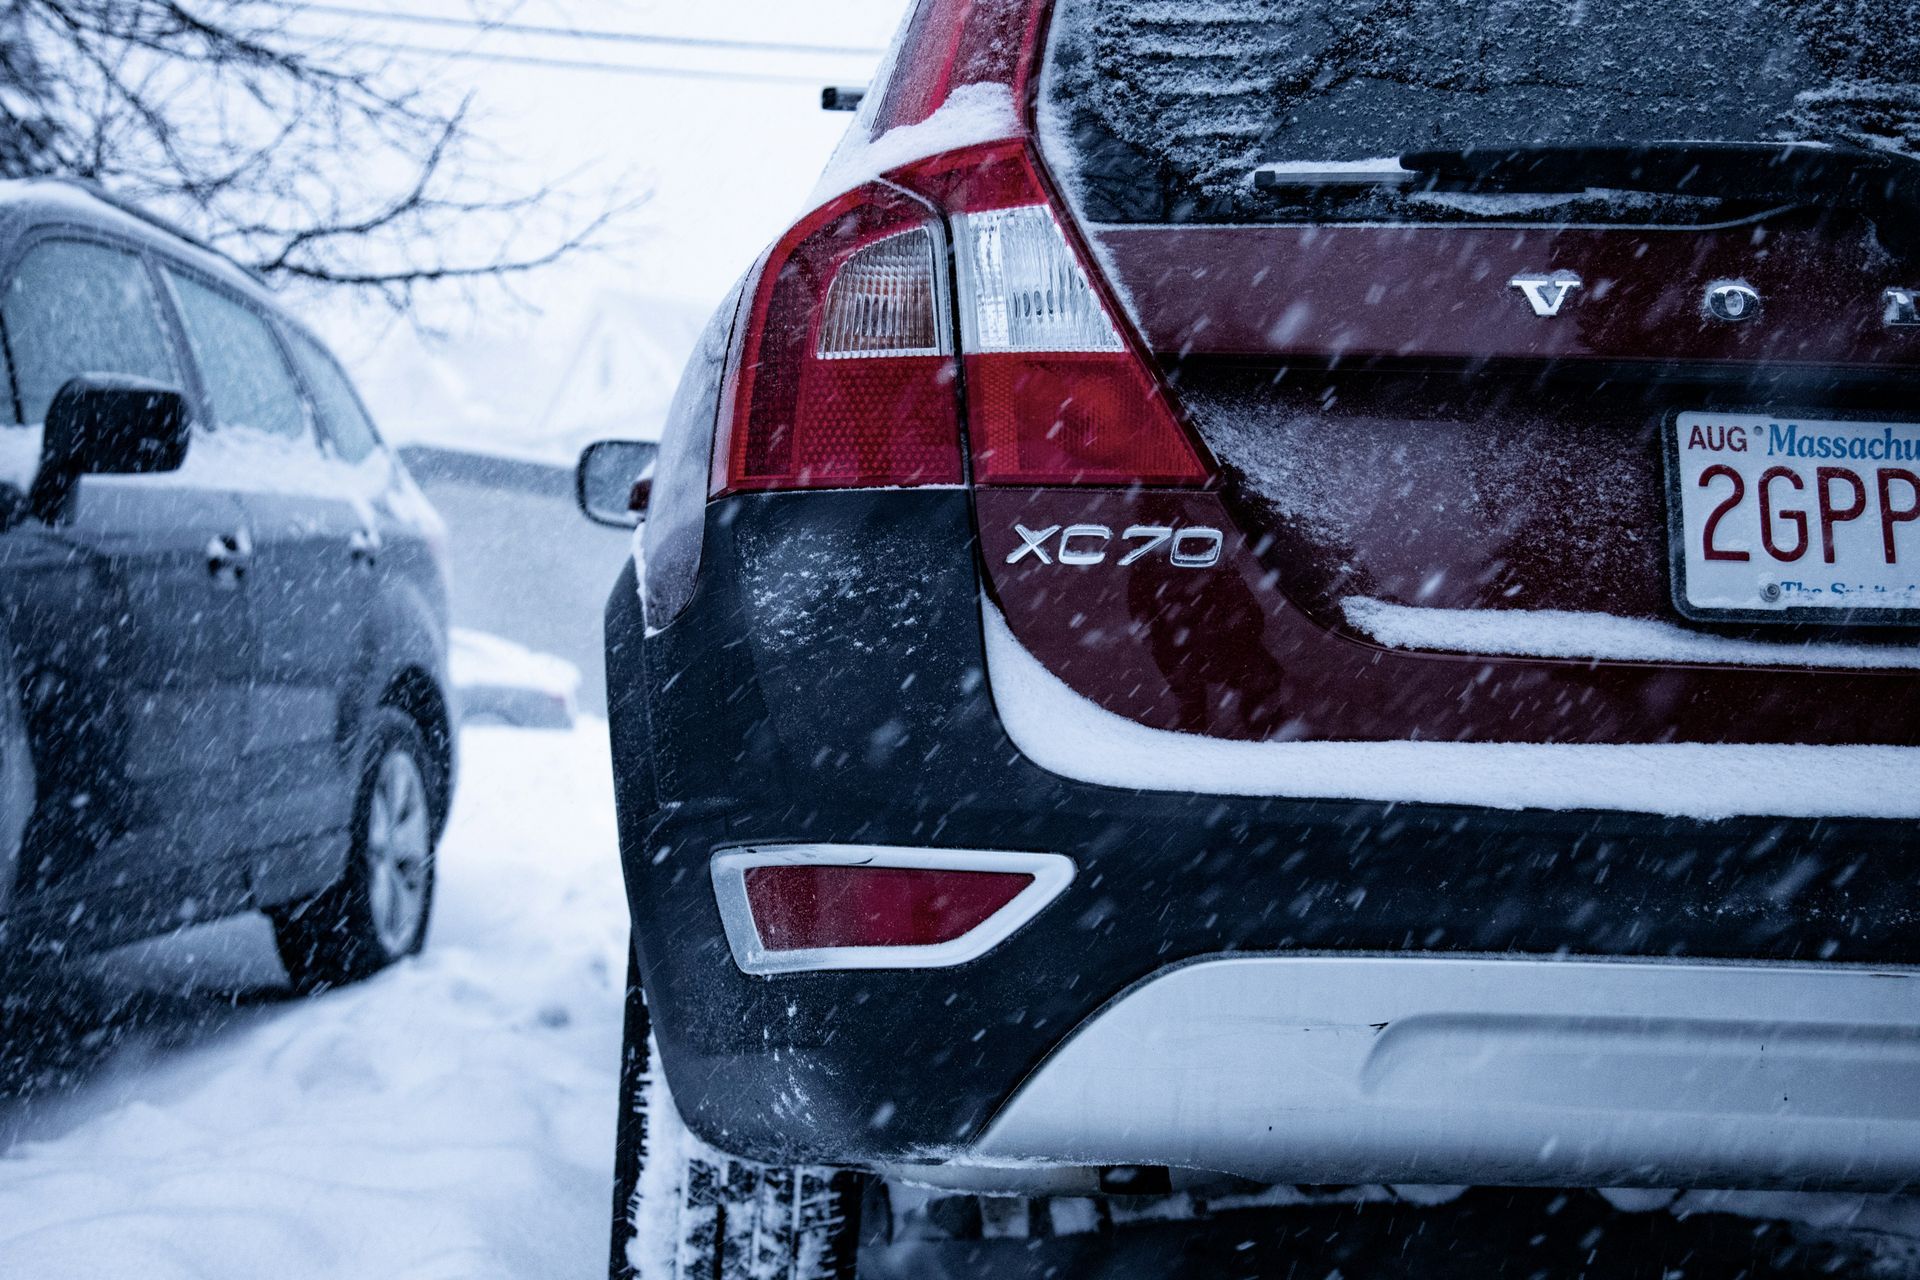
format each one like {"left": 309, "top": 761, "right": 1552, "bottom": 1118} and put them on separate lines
{"left": 580, "top": 1, "right": 1920, "bottom": 1274}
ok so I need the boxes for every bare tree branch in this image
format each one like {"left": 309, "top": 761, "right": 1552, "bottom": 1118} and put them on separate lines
{"left": 0, "top": 0, "right": 634, "bottom": 307}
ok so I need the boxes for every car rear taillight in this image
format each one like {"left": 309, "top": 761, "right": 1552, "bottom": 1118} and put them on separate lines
{"left": 711, "top": 846, "right": 1074, "bottom": 974}
{"left": 714, "top": 34, "right": 1208, "bottom": 496}
{"left": 714, "top": 183, "right": 961, "bottom": 495}
{"left": 869, "top": 0, "right": 1050, "bottom": 133}
{"left": 908, "top": 142, "right": 1210, "bottom": 485}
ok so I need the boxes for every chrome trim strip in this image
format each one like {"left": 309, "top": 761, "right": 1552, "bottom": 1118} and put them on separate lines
{"left": 710, "top": 844, "right": 1074, "bottom": 976}
{"left": 972, "top": 954, "right": 1920, "bottom": 1190}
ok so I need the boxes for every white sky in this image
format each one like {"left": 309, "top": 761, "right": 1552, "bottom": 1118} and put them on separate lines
{"left": 294, "top": 0, "right": 909, "bottom": 367}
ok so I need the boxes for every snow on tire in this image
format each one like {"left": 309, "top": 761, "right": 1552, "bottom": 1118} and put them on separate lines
{"left": 612, "top": 956, "right": 862, "bottom": 1280}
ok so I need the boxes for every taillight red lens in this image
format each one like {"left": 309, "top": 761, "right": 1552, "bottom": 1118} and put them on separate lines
{"left": 713, "top": 134, "right": 1205, "bottom": 491}
{"left": 715, "top": 183, "right": 962, "bottom": 495}
{"left": 742, "top": 864, "right": 1033, "bottom": 950}
{"left": 965, "top": 351, "right": 1205, "bottom": 482}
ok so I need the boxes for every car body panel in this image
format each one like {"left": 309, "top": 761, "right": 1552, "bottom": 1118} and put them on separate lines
{"left": 1087, "top": 216, "right": 1917, "bottom": 367}
{"left": 598, "top": 0, "right": 1920, "bottom": 1196}
{"left": 978, "top": 484, "right": 1920, "bottom": 745}
{"left": 607, "top": 491, "right": 1920, "bottom": 1177}
{"left": 0, "top": 181, "right": 453, "bottom": 961}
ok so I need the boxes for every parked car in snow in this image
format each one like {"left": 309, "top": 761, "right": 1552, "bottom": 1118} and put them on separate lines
{"left": 0, "top": 181, "right": 455, "bottom": 991}
{"left": 582, "top": 1, "right": 1920, "bottom": 1274}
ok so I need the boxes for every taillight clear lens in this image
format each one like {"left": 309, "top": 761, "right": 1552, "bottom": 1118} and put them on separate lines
{"left": 956, "top": 206, "right": 1122, "bottom": 353}
{"left": 818, "top": 226, "right": 948, "bottom": 358}
{"left": 743, "top": 864, "right": 1033, "bottom": 951}
{"left": 715, "top": 184, "right": 963, "bottom": 494}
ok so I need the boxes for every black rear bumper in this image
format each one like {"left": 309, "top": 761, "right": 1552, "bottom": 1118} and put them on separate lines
{"left": 605, "top": 489, "right": 1920, "bottom": 1166}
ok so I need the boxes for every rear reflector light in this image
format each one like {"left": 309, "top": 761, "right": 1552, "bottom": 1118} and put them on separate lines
{"left": 744, "top": 865, "right": 1030, "bottom": 950}
{"left": 711, "top": 845, "right": 1075, "bottom": 974}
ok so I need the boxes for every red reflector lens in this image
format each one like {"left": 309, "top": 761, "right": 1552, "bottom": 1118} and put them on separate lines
{"left": 742, "top": 865, "right": 1033, "bottom": 951}
{"left": 968, "top": 351, "right": 1207, "bottom": 484}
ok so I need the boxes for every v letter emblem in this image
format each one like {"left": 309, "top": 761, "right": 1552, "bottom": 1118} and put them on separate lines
{"left": 1509, "top": 271, "right": 1583, "bottom": 317}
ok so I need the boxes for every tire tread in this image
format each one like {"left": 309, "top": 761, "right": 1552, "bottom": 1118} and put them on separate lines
{"left": 612, "top": 955, "right": 861, "bottom": 1280}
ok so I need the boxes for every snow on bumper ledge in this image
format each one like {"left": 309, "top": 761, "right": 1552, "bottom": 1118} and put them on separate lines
{"left": 981, "top": 602, "right": 1920, "bottom": 820}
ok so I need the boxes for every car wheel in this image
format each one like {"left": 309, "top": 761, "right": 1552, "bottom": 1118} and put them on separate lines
{"left": 270, "top": 707, "right": 438, "bottom": 991}
{"left": 610, "top": 953, "right": 863, "bottom": 1280}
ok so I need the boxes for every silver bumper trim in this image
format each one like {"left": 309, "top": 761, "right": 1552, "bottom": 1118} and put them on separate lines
{"left": 971, "top": 955, "right": 1920, "bottom": 1190}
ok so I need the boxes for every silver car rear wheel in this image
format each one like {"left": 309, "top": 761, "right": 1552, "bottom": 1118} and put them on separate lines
{"left": 366, "top": 749, "right": 432, "bottom": 957}
{"left": 270, "top": 707, "right": 441, "bottom": 991}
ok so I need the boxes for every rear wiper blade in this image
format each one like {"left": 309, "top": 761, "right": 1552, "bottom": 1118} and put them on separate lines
{"left": 1394, "top": 140, "right": 1920, "bottom": 206}
{"left": 1252, "top": 159, "right": 1415, "bottom": 190}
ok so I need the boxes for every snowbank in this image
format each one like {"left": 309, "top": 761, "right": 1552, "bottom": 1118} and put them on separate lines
{"left": 451, "top": 627, "right": 582, "bottom": 728}
{"left": 0, "top": 721, "right": 626, "bottom": 1280}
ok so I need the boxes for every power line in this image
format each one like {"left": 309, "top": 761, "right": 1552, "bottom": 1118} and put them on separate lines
{"left": 282, "top": 3, "right": 886, "bottom": 59}
{"left": 356, "top": 37, "right": 851, "bottom": 84}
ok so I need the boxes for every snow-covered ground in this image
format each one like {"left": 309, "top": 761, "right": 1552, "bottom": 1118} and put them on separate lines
{"left": 0, "top": 715, "right": 1915, "bottom": 1279}
{"left": 452, "top": 627, "right": 583, "bottom": 728}
{"left": 0, "top": 721, "right": 626, "bottom": 1280}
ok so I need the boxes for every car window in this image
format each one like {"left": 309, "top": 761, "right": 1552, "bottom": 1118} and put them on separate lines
{"left": 165, "top": 269, "right": 308, "bottom": 440}
{"left": 1041, "top": 0, "right": 1916, "bottom": 224}
{"left": 0, "top": 239, "right": 177, "bottom": 425}
{"left": 287, "top": 331, "right": 381, "bottom": 463}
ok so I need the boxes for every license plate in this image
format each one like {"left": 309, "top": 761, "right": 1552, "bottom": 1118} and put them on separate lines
{"left": 1666, "top": 411, "right": 1920, "bottom": 622}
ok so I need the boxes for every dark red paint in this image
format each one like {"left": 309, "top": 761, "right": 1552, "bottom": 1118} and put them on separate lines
{"left": 978, "top": 207, "right": 1920, "bottom": 747}
{"left": 1090, "top": 213, "right": 1920, "bottom": 368}
{"left": 980, "top": 487, "right": 1920, "bottom": 746}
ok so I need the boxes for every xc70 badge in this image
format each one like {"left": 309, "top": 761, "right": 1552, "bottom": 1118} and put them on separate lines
{"left": 1008, "top": 523, "right": 1223, "bottom": 569}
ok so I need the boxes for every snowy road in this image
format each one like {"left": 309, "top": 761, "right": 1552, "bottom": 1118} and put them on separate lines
{"left": 0, "top": 720, "right": 1916, "bottom": 1280}
{"left": 0, "top": 722, "right": 627, "bottom": 1280}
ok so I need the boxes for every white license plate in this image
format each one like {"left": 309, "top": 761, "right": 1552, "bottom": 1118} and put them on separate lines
{"left": 1667, "top": 411, "right": 1920, "bottom": 622}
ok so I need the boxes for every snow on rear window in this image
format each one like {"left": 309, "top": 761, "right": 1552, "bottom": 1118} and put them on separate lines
{"left": 1038, "top": 0, "right": 1920, "bottom": 221}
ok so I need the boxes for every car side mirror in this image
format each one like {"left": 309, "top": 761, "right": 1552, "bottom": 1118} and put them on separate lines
{"left": 576, "top": 439, "right": 659, "bottom": 529}
{"left": 30, "top": 374, "right": 190, "bottom": 524}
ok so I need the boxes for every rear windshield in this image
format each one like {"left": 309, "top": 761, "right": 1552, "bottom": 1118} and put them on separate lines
{"left": 1039, "top": 0, "right": 1920, "bottom": 224}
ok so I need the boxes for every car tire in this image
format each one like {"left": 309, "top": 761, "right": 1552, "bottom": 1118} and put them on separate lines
{"left": 609, "top": 952, "right": 864, "bottom": 1280}
{"left": 270, "top": 707, "right": 438, "bottom": 992}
